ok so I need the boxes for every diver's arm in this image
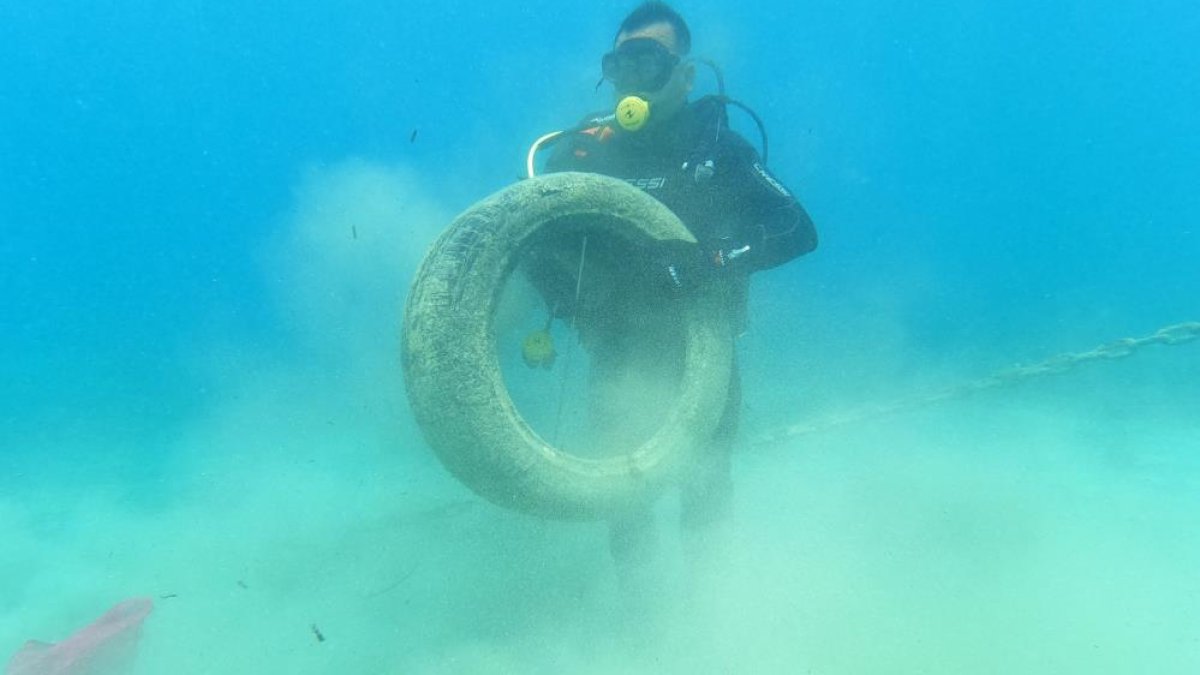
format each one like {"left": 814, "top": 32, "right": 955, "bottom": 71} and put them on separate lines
{"left": 544, "top": 139, "right": 576, "bottom": 174}
{"left": 737, "top": 197, "right": 818, "bottom": 272}
{"left": 541, "top": 112, "right": 614, "bottom": 175}
{"left": 722, "top": 141, "right": 818, "bottom": 272}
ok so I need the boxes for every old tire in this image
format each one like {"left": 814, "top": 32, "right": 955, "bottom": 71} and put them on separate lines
{"left": 402, "top": 172, "right": 733, "bottom": 520}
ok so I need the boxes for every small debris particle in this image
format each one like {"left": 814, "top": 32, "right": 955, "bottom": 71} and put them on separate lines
{"left": 237, "top": 580, "right": 248, "bottom": 589}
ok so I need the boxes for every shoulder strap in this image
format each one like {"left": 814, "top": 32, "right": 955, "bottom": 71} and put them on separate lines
{"left": 681, "top": 95, "right": 730, "bottom": 183}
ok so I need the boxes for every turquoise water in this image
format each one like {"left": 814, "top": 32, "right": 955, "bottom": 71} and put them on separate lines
{"left": 2, "top": 2, "right": 1198, "bottom": 672}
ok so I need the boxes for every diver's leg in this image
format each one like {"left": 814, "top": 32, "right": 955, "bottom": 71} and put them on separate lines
{"left": 678, "top": 361, "right": 740, "bottom": 623}
{"left": 680, "top": 361, "right": 740, "bottom": 534}
{"left": 587, "top": 317, "right": 671, "bottom": 621}
{"left": 679, "top": 363, "right": 749, "bottom": 666}
{"left": 582, "top": 332, "right": 664, "bottom": 571}
{"left": 608, "top": 506, "right": 658, "bottom": 567}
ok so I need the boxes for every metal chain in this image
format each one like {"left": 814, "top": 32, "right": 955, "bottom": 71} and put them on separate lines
{"left": 752, "top": 321, "right": 1200, "bottom": 447}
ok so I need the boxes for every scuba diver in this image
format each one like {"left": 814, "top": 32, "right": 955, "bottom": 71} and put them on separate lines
{"left": 524, "top": 2, "right": 818, "bottom": 573}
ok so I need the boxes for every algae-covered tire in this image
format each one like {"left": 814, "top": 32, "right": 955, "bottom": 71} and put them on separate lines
{"left": 402, "top": 172, "right": 733, "bottom": 520}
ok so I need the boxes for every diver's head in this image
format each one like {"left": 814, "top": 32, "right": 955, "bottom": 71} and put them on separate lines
{"left": 601, "top": 2, "right": 695, "bottom": 130}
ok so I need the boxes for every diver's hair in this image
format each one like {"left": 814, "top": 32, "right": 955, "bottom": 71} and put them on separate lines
{"left": 615, "top": 1, "right": 692, "bottom": 55}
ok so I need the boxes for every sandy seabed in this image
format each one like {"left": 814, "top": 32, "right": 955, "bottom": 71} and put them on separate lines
{"left": 3, "top": 374, "right": 1198, "bottom": 674}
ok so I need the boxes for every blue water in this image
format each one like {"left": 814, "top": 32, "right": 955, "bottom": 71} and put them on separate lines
{"left": 2, "top": 1, "right": 1198, "bottom": 672}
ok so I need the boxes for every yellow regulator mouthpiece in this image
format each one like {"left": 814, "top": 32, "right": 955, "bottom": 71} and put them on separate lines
{"left": 616, "top": 96, "right": 650, "bottom": 132}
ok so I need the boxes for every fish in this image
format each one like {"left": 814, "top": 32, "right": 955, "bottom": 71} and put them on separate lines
{"left": 5, "top": 598, "right": 154, "bottom": 675}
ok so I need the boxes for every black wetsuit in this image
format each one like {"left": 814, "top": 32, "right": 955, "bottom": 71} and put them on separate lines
{"left": 546, "top": 97, "right": 817, "bottom": 273}
{"left": 538, "top": 97, "right": 818, "bottom": 563}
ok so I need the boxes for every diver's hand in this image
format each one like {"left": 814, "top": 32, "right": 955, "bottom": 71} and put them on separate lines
{"left": 648, "top": 239, "right": 717, "bottom": 293}
{"left": 648, "top": 238, "right": 751, "bottom": 293}
{"left": 705, "top": 237, "right": 752, "bottom": 269}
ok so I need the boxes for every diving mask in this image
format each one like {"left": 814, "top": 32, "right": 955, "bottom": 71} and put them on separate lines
{"left": 600, "top": 37, "right": 681, "bottom": 93}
